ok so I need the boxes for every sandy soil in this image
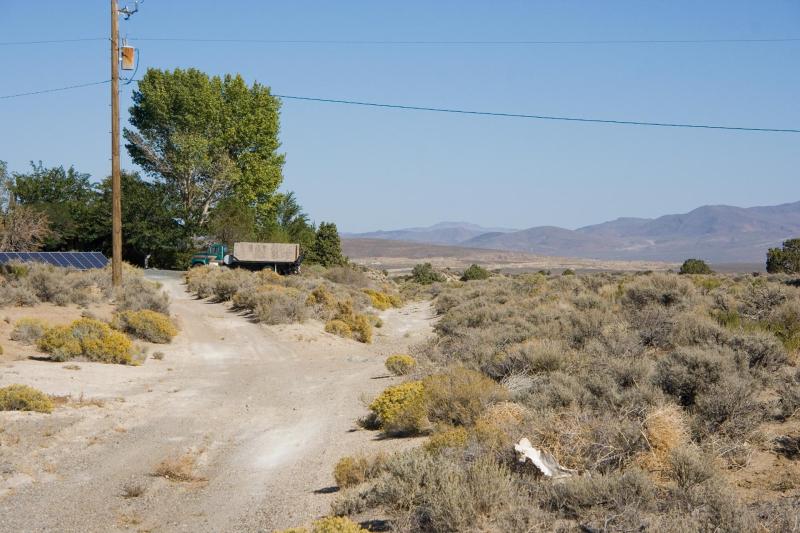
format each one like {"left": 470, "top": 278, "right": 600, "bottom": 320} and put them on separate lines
{"left": 0, "top": 270, "right": 434, "bottom": 532}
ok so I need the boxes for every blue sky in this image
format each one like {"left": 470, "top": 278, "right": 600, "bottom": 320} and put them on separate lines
{"left": 1, "top": 1, "right": 798, "bottom": 232}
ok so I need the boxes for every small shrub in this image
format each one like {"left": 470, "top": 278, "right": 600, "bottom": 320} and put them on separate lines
{"left": 369, "top": 381, "right": 427, "bottom": 435}
{"left": 679, "top": 259, "right": 713, "bottom": 275}
{"left": 0, "top": 384, "right": 53, "bottom": 413}
{"left": 424, "top": 426, "right": 469, "bottom": 454}
{"left": 113, "top": 310, "right": 177, "bottom": 343}
{"left": 324, "top": 266, "right": 369, "bottom": 288}
{"left": 311, "top": 516, "right": 368, "bottom": 533}
{"left": 333, "top": 454, "right": 386, "bottom": 489}
{"left": 461, "top": 264, "right": 490, "bottom": 282}
{"left": 363, "top": 289, "right": 401, "bottom": 310}
{"left": 423, "top": 367, "right": 508, "bottom": 427}
{"left": 324, "top": 300, "right": 372, "bottom": 343}
{"left": 351, "top": 314, "right": 372, "bottom": 343}
{"left": 10, "top": 317, "right": 47, "bottom": 344}
{"left": 561, "top": 268, "right": 576, "bottom": 276}
{"left": 668, "top": 446, "right": 715, "bottom": 489}
{"left": 385, "top": 354, "right": 416, "bottom": 376}
{"left": 307, "top": 285, "right": 336, "bottom": 309}
{"left": 37, "top": 318, "right": 133, "bottom": 364}
{"left": 653, "top": 348, "right": 728, "bottom": 406}
{"left": 116, "top": 275, "right": 170, "bottom": 314}
{"left": 252, "top": 286, "right": 308, "bottom": 325}
{"left": 325, "top": 319, "right": 352, "bottom": 337}
{"left": 411, "top": 262, "right": 444, "bottom": 285}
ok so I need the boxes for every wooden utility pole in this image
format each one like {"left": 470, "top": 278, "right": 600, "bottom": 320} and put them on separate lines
{"left": 110, "top": 0, "right": 122, "bottom": 287}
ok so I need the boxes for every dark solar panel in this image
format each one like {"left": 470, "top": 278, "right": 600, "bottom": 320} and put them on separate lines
{"left": 0, "top": 251, "right": 109, "bottom": 270}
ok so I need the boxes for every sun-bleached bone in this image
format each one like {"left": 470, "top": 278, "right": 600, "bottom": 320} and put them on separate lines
{"left": 514, "top": 438, "right": 576, "bottom": 479}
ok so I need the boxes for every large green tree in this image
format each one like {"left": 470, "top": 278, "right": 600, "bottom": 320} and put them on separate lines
{"left": 12, "top": 162, "right": 97, "bottom": 250}
{"left": 124, "top": 68, "right": 285, "bottom": 237}
{"left": 767, "top": 238, "right": 800, "bottom": 274}
{"left": 308, "top": 222, "right": 346, "bottom": 267}
{"left": 89, "top": 171, "right": 185, "bottom": 268}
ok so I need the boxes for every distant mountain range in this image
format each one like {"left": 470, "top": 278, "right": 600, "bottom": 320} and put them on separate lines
{"left": 345, "top": 201, "right": 800, "bottom": 263}
{"left": 343, "top": 221, "right": 516, "bottom": 246}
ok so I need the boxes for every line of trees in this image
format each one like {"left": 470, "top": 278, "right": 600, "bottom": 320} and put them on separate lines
{"left": 0, "top": 68, "right": 345, "bottom": 269}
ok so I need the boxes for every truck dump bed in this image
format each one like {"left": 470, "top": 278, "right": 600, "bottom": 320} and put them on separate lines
{"left": 232, "top": 242, "right": 300, "bottom": 263}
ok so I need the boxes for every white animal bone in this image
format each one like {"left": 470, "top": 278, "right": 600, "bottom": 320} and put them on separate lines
{"left": 514, "top": 438, "right": 576, "bottom": 479}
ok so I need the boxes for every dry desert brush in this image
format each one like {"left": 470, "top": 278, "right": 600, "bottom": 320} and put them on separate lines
{"left": 334, "top": 271, "right": 800, "bottom": 531}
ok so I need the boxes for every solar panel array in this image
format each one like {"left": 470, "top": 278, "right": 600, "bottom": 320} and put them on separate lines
{"left": 0, "top": 251, "right": 108, "bottom": 270}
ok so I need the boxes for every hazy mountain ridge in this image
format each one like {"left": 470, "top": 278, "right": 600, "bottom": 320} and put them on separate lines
{"left": 347, "top": 201, "right": 800, "bottom": 263}
{"left": 343, "top": 221, "right": 516, "bottom": 246}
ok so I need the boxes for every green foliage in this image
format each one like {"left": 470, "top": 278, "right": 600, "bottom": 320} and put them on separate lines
{"left": 125, "top": 68, "right": 284, "bottom": 235}
{"left": 561, "top": 268, "right": 576, "bottom": 276}
{"left": 93, "top": 171, "right": 185, "bottom": 268}
{"left": 0, "top": 384, "right": 53, "bottom": 413}
{"left": 767, "top": 238, "right": 800, "bottom": 274}
{"left": 461, "top": 264, "right": 490, "bottom": 281}
{"left": 679, "top": 258, "right": 714, "bottom": 275}
{"left": 412, "top": 262, "right": 444, "bottom": 284}
{"left": 11, "top": 162, "right": 97, "bottom": 251}
{"left": 308, "top": 222, "right": 346, "bottom": 267}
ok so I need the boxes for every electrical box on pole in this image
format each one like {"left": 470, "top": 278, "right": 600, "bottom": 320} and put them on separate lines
{"left": 121, "top": 45, "right": 136, "bottom": 70}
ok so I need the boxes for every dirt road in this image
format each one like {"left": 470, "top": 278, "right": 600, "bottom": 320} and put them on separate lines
{"left": 0, "top": 271, "right": 434, "bottom": 532}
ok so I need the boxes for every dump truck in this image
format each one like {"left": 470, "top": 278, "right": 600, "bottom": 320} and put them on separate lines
{"left": 190, "top": 242, "right": 303, "bottom": 274}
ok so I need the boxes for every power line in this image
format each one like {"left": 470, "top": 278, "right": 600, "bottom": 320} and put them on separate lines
{"left": 1, "top": 79, "right": 796, "bottom": 134}
{"left": 130, "top": 37, "right": 800, "bottom": 46}
{"left": 3, "top": 36, "right": 800, "bottom": 46}
{"left": 0, "top": 37, "right": 107, "bottom": 46}
{"left": 273, "top": 94, "right": 800, "bottom": 134}
{"left": 0, "top": 79, "right": 110, "bottom": 100}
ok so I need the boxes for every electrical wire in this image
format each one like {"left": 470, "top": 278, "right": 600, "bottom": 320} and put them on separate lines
{"left": 0, "top": 80, "right": 110, "bottom": 100}
{"left": 272, "top": 94, "right": 800, "bottom": 134}
{"left": 0, "top": 37, "right": 107, "bottom": 46}
{"left": 1, "top": 79, "right": 796, "bottom": 134}
{"left": 131, "top": 37, "right": 800, "bottom": 45}
{"left": 2, "top": 37, "right": 800, "bottom": 46}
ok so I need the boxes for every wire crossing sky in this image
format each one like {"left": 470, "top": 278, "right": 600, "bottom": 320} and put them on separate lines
{"left": 0, "top": 0, "right": 797, "bottom": 232}
{"left": 2, "top": 79, "right": 797, "bottom": 134}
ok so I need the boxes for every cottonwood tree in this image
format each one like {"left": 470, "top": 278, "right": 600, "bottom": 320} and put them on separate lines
{"left": 124, "top": 68, "right": 285, "bottom": 237}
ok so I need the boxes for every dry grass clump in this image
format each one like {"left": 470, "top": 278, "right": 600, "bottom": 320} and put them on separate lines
{"left": 153, "top": 452, "right": 204, "bottom": 482}
{"left": 0, "top": 384, "right": 54, "bottom": 413}
{"left": 333, "top": 453, "right": 387, "bottom": 489}
{"left": 276, "top": 516, "right": 369, "bottom": 533}
{"left": 385, "top": 354, "right": 416, "bottom": 376}
{"left": 37, "top": 318, "right": 133, "bottom": 364}
{"left": 338, "top": 271, "right": 799, "bottom": 531}
{"left": 10, "top": 317, "right": 47, "bottom": 344}
{"left": 113, "top": 310, "right": 177, "bottom": 343}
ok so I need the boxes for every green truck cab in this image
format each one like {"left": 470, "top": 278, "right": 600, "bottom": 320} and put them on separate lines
{"left": 190, "top": 243, "right": 228, "bottom": 267}
{"left": 189, "top": 242, "right": 303, "bottom": 274}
